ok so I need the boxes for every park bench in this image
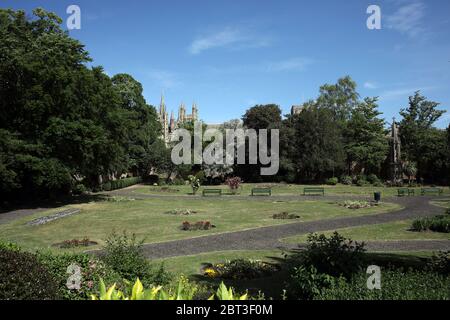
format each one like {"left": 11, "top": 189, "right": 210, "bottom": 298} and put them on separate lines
{"left": 397, "top": 188, "right": 415, "bottom": 197}
{"left": 420, "top": 188, "right": 443, "bottom": 196}
{"left": 303, "top": 187, "right": 325, "bottom": 196}
{"left": 251, "top": 187, "right": 272, "bottom": 196}
{"left": 202, "top": 188, "right": 222, "bottom": 197}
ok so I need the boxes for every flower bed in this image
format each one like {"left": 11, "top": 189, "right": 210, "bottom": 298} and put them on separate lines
{"left": 165, "top": 209, "right": 198, "bottom": 215}
{"left": 339, "top": 200, "right": 377, "bottom": 209}
{"left": 53, "top": 238, "right": 98, "bottom": 249}
{"left": 181, "top": 221, "right": 215, "bottom": 231}
{"left": 202, "top": 259, "right": 280, "bottom": 280}
{"left": 272, "top": 212, "right": 300, "bottom": 220}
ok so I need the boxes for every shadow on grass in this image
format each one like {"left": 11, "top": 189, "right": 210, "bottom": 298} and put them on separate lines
{"left": 186, "top": 248, "right": 433, "bottom": 299}
{"left": 0, "top": 193, "right": 111, "bottom": 215}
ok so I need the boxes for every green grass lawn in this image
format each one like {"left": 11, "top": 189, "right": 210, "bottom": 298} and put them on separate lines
{"left": 430, "top": 198, "right": 450, "bottom": 209}
{"left": 133, "top": 183, "right": 450, "bottom": 198}
{"left": 0, "top": 196, "right": 401, "bottom": 252}
{"left": 280, "top": 219, "right": 450, "bottom": 244}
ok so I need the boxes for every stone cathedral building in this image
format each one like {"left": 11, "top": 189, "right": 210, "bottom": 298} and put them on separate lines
{"left": 158, "top": 95, "right": 199, "bottom": 144}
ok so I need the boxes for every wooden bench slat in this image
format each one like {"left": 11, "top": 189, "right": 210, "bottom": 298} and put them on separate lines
{"left": 202, "top": 189, "right": 222, "bottom": 196}
{"left": 251, "top": 188, "right": 271, "bottom": 196}
{"left": 303, "top": 187, "right": 325, "bottom": 196}
{"left": 420, "top": 188, "right": 443, "bottom": 196}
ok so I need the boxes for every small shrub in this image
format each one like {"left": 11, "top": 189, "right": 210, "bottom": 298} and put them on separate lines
{"left": 188, "top": 175, "right": 201, "bottom": 195}
{"left": 288, "top": 265, "right": 336, "bottom": 300}
{"left": 302, "top": 232, "right": 366, "bottom": 279}
{"left": 367, "top": 174, "right": 381, "bottom": 185}
{"left": 37, "top": 250, "right": 123, "bottom": 300}
{"left": 427, "top": 251, "right": 450, "bottom": 275}
{"left": 272, "top": 212, "right": 300, "bottom": 219}
{"left": 325, "top": 177, "right": 338, "bottom": 185}
{"left": 101, "top": 231, "right": 171, "bottom": 287}
{"left": 0, "top": 247, "right": 60, "bottom": 300}
{"left": 226, "top": 177, "right": 242, "bottom": 193}
{"left": 411, "top": 215, "right": 450, "bottom": 233}
{"left": 72, "top": 183, "right": 87, "bottom": 195}
{"left": 340, "top": 175, "right": 353, "bottom": 185}
{"left": 356, "top": 179, "right": 369, "bottom": 187}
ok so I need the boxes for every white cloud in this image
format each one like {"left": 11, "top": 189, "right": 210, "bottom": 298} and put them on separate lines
{"left": 364, "top": 82, "right": 377, "bottom": 89}
{"left": 188, "top": 27, "right": 271, "bottom": 55}
{"left": 147, "top": 70, "right": 181, "bottom": 89}
{"left": 379, "top": 86, "right": 437, "bottom": 101}
{"left": 386, "top": 1, "right": 426, "bottom": 38}
{"left": 266, "top": 57, "right": 313, "bottom": 72}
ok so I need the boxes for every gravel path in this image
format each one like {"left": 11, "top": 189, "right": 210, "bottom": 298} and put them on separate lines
{"left": 125, "top": 195, "right": 448, "bottom": 259}
{"left": 0, "top": 207, "right": 51, "bottom": 225}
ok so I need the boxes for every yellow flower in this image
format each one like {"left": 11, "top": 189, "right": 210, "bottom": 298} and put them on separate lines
{"left": 204, "top": 268, "right": 217, "bottom": 277}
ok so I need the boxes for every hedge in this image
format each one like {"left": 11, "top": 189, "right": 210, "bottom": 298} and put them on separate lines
{"left": 101, "top": 177, "right": 143, "bottom": 191}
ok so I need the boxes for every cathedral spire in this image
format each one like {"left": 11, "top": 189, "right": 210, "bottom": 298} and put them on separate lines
{"left": 158, "top": 93, "right": 166, "bottom": 116}
{"left": 192, "top": 101, "right": 198, "bottom": 120}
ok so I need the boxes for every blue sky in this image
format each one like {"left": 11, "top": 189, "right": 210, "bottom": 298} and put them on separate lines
{"left": 3, "top": 0, "right": 450, "bottom": 128}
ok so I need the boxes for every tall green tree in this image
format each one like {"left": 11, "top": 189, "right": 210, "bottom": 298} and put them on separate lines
{"left": 344, "top": 97, "right": 388, "bottom": 175}
{"left": 316, "top": 76, "right": 359, "bottom": 122}
{"left": 0, "top": 8, "right": 168, "bottom": 202}
{"left": 293, "top": 106, "right": 345, "bottom": 181}
{"left": 399, "top": 91, "right": 446, "bottom": 182}
{"left": 111, "top": 73, "right": 163, "bottom": 177}
{"left": 237, "top": 104, "right": 282, "bottom": 181}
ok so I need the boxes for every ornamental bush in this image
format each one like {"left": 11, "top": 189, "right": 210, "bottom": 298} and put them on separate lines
{"left": 101, "top": 231, "right": 172, "bottom": 288}
{"left": 188, "top": 175, "right": 201, "bottom": 194}
{"left": 339, "top": 175, "right": 353, "bottom": 185}
{"left": 301, "top": 232, "right": 366, "bottom": 279}
{"left": 288, "top": 265, "right": 336, "bottom": 300}
{"left": 317, "top": 269, "right": 449, "bottom": 300}
{"left": 411, "top": 215, "right": 450, "bottom": 233}
{"left": 325, "top": 177, "right": 338, "bottom": 185}
{"left": 0, "top": 247, "right": 60, "bottom": 300}
{"left": 226, "top": 176, "right": 242, "bottom": 193}
{"left": 37, "top": 250, "right": 123, "bottom": 300}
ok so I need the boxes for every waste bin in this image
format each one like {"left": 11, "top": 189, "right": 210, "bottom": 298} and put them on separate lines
{"left": 374, "top": 192, "right": 381, "bottom": 202}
